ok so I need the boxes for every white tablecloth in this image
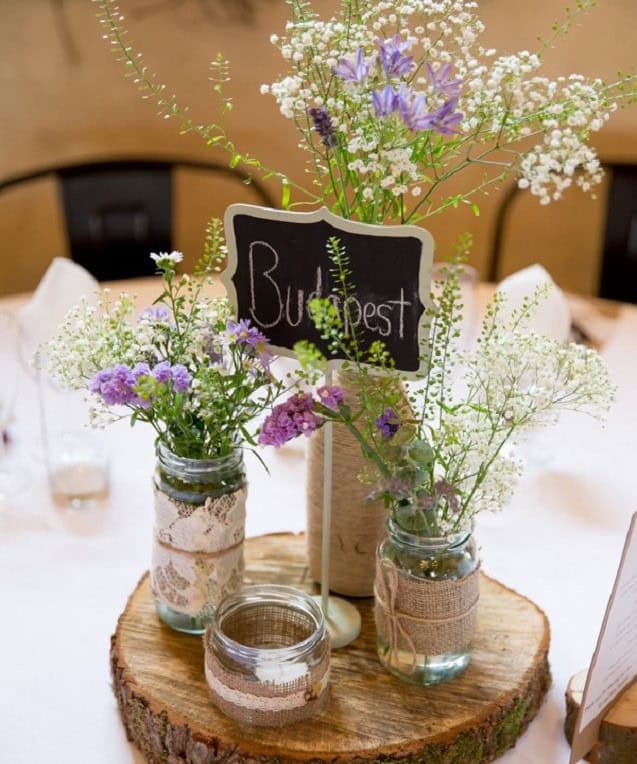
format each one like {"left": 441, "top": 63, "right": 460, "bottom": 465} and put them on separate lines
{"left": 0, "top": 280, "right": 634, "bottom": 763}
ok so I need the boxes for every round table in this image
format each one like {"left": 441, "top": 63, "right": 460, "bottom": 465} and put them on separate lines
{"left": 0, "top": 277, "right": 633, "bottom": 763}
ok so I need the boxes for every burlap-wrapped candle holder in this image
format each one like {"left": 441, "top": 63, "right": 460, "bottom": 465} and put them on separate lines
{"left": 204, "top": 585, "right": 330, "bottom": 727}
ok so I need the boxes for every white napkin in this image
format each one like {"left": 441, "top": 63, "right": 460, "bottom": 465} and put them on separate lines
{"left": 17, "top": 258, "right": 98, "bottom": 351}
{"left": 495, "top": 264, "right": 571, "bottom": 343}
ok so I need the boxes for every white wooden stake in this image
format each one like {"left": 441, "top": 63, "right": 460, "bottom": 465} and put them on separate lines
{"left": 313, "top": 361, "right": 361, "bottom": 650}
{"left": 320, "top": 363, "right": 334, "bottom": 618}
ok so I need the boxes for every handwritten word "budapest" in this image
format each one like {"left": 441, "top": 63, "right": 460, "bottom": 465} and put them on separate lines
{"left": 248, "top": 241, "right": 412, "bottom": 339}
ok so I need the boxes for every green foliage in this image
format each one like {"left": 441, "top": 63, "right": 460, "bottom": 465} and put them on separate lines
{"left": 93, "top": 0, "right": 317, "bottom": 207}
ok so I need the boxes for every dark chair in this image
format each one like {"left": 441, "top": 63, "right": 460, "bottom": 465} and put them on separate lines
{"left": 489, "top": 163, "right": 637, "bottom": 303}
{"left": 0, "top": 158, "right": 276, "bottom": 281}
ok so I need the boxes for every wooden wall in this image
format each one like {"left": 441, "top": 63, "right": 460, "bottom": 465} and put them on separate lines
{"left": 1, "top": 0, "right": 636, "bottom": 295}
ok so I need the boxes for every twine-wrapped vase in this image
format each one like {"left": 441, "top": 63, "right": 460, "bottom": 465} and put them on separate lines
{"left": 204, "top": 585, "right": 330, "bottom": 727}
{"left": 306, "top": 370, "right": 394, "bottom": 597}
{"left": 375, "top": 519, "right": 479, "bottom": 685}
{"left": 150, "top": 444, "right": 246, "bottom": 635}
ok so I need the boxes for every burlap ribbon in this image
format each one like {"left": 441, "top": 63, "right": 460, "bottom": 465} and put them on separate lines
{"left": 204, "top": 606, "right": 330, "bottom": 727}
{"left": 374, "top": 555, "right": 480, "bottom": 675}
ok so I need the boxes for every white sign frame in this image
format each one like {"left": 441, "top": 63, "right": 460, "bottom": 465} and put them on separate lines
{"left": 222, "top": 203, "right": 434, "bottom": 376}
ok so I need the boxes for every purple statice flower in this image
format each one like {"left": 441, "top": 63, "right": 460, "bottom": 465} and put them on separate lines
{"left": 128, "top": 362, "right": 154, "bottom": 407}
{"left": 90, "top": 369, "right": 112, "bottom": 395}
{"left": 139, "top": 304, "right": 171, "bottom": 323}
{"left": 375, "top": 407, "right": 400, "bottom": 439}
{"left": 90, "top": 364, "right": 138, "bottom": 406}
{"left": 377, "top": 35, "right": 414, "bottom": 77}
{"left": 372, "top": 85, "right": 399, "bottom": 117}
{"left": 132, "top": 362, "right": 151, "bottom": 380}
{"left": 258, "top": 393, "right": 323, "bottom": 447}
{"left": 425, "top": 63, "right": 463, "bottom": 98}
{"left": 316, "top": 385, "right": 344, "bottom": 410}
{"left": 308, "top": 107, "right": 338, "bottom": 148}
{"left": 425, "top": 97, "right": 464, "bottom": 135}
{"left": 152, "top": 361, "right": 173, "bottom": 384}
{"left": 171, "top": 364, "right": 192, "bottom": 393}
{"left": 333, "top": 47, "right": 371, "bottom": 83}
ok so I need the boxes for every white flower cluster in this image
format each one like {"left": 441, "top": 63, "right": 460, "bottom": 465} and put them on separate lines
{"left": 431, "top": 411, "right": 523, "bottom": 526}
{"left": 46, "top": 292, "right": 154, "bottom": 391}
{"left": 519, "top": 131, "right": 602, "bottom": 204}
{"left": 465, "top": 328, "right": 615, "bottom": 429}
{"left": 405, "top": 284, "right": 615, "bottom": 531}
{"left": 262, "top": 0, "right": 626, "bottom": 221}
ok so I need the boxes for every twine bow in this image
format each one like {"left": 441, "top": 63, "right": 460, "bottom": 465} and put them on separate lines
{"left": 375, "top": 557, "right": 419, "bottom": 675}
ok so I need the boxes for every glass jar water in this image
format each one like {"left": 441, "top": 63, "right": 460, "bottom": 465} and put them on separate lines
{"left": 376, "top": 518, "right": 479, "bottom": 686}
{"left": 151, "top": 443, "right": 247, "bottom": 635}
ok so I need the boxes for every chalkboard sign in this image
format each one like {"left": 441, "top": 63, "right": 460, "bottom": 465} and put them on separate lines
{"left": 222, "top": 205, "right": 433, "bottom": 373}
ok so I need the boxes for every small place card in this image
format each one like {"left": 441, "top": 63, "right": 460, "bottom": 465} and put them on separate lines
{"left": 569, "top": 512, "right": 637, "bottom": 762}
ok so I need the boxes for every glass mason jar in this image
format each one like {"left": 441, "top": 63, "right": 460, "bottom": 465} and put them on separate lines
{"left": 204, "top": 585, "right": 330, "bottom": 727}
{"left": 375, "top": 517, "right": 479, "bottom": 686}
{"left": 150, "top": 443, "right": 247, "bottom": 635}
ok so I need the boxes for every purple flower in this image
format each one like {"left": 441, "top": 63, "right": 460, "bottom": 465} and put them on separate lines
{"left": 377, "top": 35, "right": 414, "bottom": 77}
{"left": 90, "top": 364, "right": 138, "bottom": 407}
{"left": 308, "top": 107, "right": 338, "bottom": 148}
{"left": 89, "top": 369, "right": 112, "bottom": 395}
{"left": 171, "top": 364, "right": 192, "bottom": 393}
{"left": 426, "top": 63, "right": 463, "bottom": 98}
{"left": 227, "top": 318, "right": 273, "bottom": 372}
{"left": 132, "top": 362, "right": 151, "bottom": 381}
{"left": 397, "top": 88, "right": 463, "bottom": 134}
{"left": 139, "top": 304, "right": 171, "bottom": 323}
{"left": 258, "top": 393, "right": 323, "bottom": 447}
{"left": 334, "top": 47, "right": 371, "bottom": 83}
{"left": 316, "top": 385, "right": 344, "bottom": 410}
{"left": 375, "top": 407, "right": 400, "bottom": 439}
{"left": 397, "top": 87, "right": 431, "bottom": 131}
{"left": 227, "top": 318, "right": 267, "bottom": 347}
{"left": 372, "top": 85, "right": 399, "bottom": 117}
{"left": 425, "top": 97, "right": 463, "bottom": 135}
{"left": 152, "top": 361, "right": 173, "bottom": 384}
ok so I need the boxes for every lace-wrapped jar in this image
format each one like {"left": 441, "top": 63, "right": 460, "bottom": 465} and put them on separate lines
{"left": 205, "top": 585, "right": 330, "bottom": 726}
{"left": 150, "top": 444, "right": 246, "bottom": 634}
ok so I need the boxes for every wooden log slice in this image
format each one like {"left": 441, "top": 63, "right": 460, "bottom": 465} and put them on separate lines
{"left": 565, "top": 669, "right": 637, "bottom": 764}
{"left": 111, "top": 532, "right": 551, "bottom": 764}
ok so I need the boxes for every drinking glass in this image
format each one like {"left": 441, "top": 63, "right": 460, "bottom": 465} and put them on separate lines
{"left": 0, "top": 312, "right": 29, "bottom": 501}
{"left": 48, "top": 429, "right": 110, "bottom": 508}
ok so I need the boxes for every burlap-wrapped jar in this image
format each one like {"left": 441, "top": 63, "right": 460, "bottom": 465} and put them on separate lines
{"left": 150, "top": 444, "right": 246, "bottom": 634}
{"left": 375, "top": 518, "right": 479, "bottom": 685}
